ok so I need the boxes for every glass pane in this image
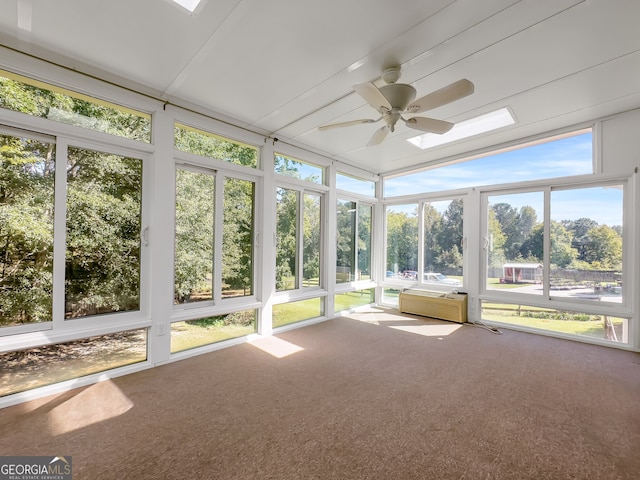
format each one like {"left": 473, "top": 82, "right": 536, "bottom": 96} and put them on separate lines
{"left": 275, "top": 187, "right": 298, "bottom": 291}
{"left": 0, "top": 329, "right": 147, "bottom": 397}
{"left": 1, "top": 133, "right": 55, "bottom": 328}
{"left": 273, "top": 297, "right": 323, "bottom": 328}
{"left": 550, "top": 186, "right": 623, "bottom": 304}
{"left": 386, "top": 204, "right": 418, "bottom": 283}
{"left": 336, "top": 173, "right": 375, "bottom": 197}
{"left": 65, "top": 147, "right": 142, "bottom": 318}
{"left": 423, "top": 199, "right": 463, "bottom": 288}
{"left": 171, "top": 310, "right": 256, "bottom": 353}
{"left": 487, "top": 192, "right": 543, "bottom": 295}
{"left": 0, "top": 69, "right": 151, "bottom": 142}
{"left": 358, "top": 204, "right": 372, "bottom": 281}
{"left": 385, "top": 130, "right": 592, "bottom": 196}
{"left": 481, "top": 301, "right": 628, "bottom": 344}
{"left": 174, "top": 124, "right": 258, "bottom": 168}
{"left": 336, "top": 200, "right": 356, "bottom": 283}
{"left": 335, "top": 289, "right": 375, "bottom": 311}
{"left": 222, "top": 178, "right": 255, "bottom": 298}
{"left": 382, "top": 288, "right": 401, "bottom": 307}
{"left": 274, "top": 154, "right": 323, "bottom": 184}
{"left": 303, "top": 193, "right": 321, "bottom": 287}
{"left": 174, "top": 168, "right": 214, "bottom": 304}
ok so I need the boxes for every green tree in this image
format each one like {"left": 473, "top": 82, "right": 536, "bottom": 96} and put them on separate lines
{"left": 174, "top": 170, "right": 215, "bottom": 303}
{"left": 302, "top": 194, "right": 321, "bottom": 285}
{"left": 222, "top": 178, "right": 254, "bottom": 296}
{"left": 357, "top": 204, "right": 372, "bottom": 278}
{"left": 64, "top": 147, "right": 142, "bottom": 317}
{"left": 549, "top": 221, "right": 578, "bottom": 268}
{"left": 492, "top": 203, "right": 521, "bottom": 259}
{"left": 423, "top": 204, "right": 443, "bottom": 271}
{"left": 562, "top": 217, "right": 599, "bottom": 261}
{"left": 487, "top": 209, "right": 506, "bottom": 268}
{"left": 583, "top": 225, "right": 622, "bottom": 269}
{"left": 0, "top": 134, "right": 55, "bottom": 326}
{"left": 517, "top": 206, "right": 538, "bottom": 241}
{"left": 386, "top": 208, "right": 418, "bottom": 273}
{"left": 275, "top": 188, "right": 297, "bottom": 290}
{"left": 437, "top": 199, "right": 463, "bottom": 271}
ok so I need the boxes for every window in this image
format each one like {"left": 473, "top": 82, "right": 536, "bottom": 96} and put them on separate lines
{"left": 174, "top": 123, "right": 258, "bottom": 168}
{"left": 334, "top": 289, "right": 375, "bottom": 312}
{"left": 0, "top": 69, "right": 151, "bottom": 142}
{"left": 423, "top": 199, "right": 464, "bottom": 288}
{"left": 485, "top": 185, "right": 624, "bottom": 305}
{"left": 303, "top": 193, "right": 321, "bottom": 288}
{"left": 481, "top": 302, "right": 628, "bottom": 344}
{"left": 0, "top": 70, "right": 152, "bottom": 399}
{"left": 275, "top": 187, "right": 323, "bottom": 291}
{"left": 550, "top": 186, "right": 623, "bottom": 305}
{"left": 384, "top": 129, "right": 593, "bottom": 196}
{"left": 336, "top": 200, "right": 372, "bottom": 283}
{"left": 174, "top": 166, "right": 255, "bottom": 304}
{"left": 222, "top": 178, "right": 255, "bottom": 298}
{"left": 1, "top": 131, "right": 55, "bottom": 328}
{"left": 486, "top": 191, "right": 544, "bottom": 296}
{"left": 336, "top": 172, "right": 375, "bottom": 197}
{"left": 358, "top": 204, "right": 372, "bottom": 281}
{"left": 386, "top": 204, "right": 418, "bottom": 281}
{"left": 273, "top": 297, "right": 324, "bottom": 328}
{"left": 385, "top": 200, "right": 464, "bottom": 289}
{"left": 275, "top": 187, "right": 298, "bottom": 291}
{"left": 482, "top": 182, "right": 628, "bottom": 344}
{"left": 336, "top": 200, "right": 356, "bottom": 283}
{"left": 171, "top": 309, "right": 256, "bottom": 353}
{"left": 0, "top": 328, "right": 147, "bottom": 397}
{"left": 65, "top": 146, "right": 143, "bottom": 318}
{"left": 174, "top": 167, "right": 214, "bottom": 304}
{"left": 274, "top": 154, "right": 323, "bottom": 184}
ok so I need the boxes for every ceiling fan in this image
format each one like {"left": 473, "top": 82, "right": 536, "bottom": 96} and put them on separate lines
{"left": 319, "top": 66, "right": 474, "bottom": 146}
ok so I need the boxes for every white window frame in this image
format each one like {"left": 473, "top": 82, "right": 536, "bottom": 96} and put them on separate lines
{"left": 478, "top": 174, "right": 633, "bottom": 329}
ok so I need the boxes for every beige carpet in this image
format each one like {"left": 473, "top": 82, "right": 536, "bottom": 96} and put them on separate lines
{"left": 1, "top": 307, "right": 639, "bottom": 479}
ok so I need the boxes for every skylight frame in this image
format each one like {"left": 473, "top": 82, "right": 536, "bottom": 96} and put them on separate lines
{"left": 407, "top": 107, "right": 516, "bottom": 150}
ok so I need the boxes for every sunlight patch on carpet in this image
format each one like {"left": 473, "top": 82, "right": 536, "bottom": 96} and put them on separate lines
{"left": 248, "top": 336, "right": 304, "bottom": 358}
{"left": 388, "top": 322, "right": 463, "bottom": 337}
{"left": 48, "top": 379, "right": 134, "bottom": 435}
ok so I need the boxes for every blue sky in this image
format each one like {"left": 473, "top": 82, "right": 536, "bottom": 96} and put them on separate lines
{"left": 383, "top": 131, "right": 623, "bottom": 226}
{"left": 385, "top": 132, "right": 593, "bottom": 195}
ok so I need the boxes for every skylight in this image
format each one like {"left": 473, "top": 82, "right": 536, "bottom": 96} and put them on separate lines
{"left": 407, "top": 107, "right": 515, "bottom": 150}
{"left": 169, "top": 0, "right": 204, "bottom": 14}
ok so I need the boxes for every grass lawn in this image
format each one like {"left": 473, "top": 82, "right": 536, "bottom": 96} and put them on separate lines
{"left": 171, "top": 322, "right": 256, "bottom": 353}
{"left": 482, "top": 306, "right": 625, "bottom": 341}
{"left": 273, "top": 297, "right": 323, "bottom": 328}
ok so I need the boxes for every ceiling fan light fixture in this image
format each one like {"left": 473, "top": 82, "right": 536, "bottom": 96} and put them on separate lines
{"left": 407, "top": 107, "right": 515, "bottom": 150}
{"left": 379, "top": 84, "right": 416, "bottom": 110}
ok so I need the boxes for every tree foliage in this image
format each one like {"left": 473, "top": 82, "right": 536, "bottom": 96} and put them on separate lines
{"left": 0, "top": 135, "right": 55, "bottom": 325}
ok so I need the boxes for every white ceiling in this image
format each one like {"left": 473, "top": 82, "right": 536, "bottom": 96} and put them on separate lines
{"left": 1, "top": 0, "right": 639, "bottom": 175}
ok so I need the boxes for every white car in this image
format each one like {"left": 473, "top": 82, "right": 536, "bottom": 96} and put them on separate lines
{"left": 423, "top": 272, "right": 462, "bottom": 286}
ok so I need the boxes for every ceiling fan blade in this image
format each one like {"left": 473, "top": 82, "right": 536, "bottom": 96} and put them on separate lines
{"left": 318, "top": 118, "right": 379, "bottom": 130}
{"left": 367, "top": 125, "right": 389, "bottom": 146}
{"left": 354, "top": 82, "right": 392, "bottom": 112}
{"left": 407, "top": 79, "right": 474, "bottom": 114}
{"left": 404, "top": 116, "right": 454, "bottom": 134}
